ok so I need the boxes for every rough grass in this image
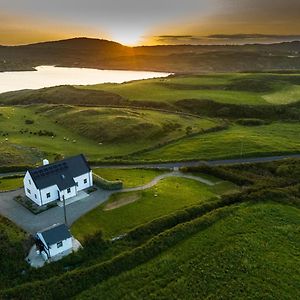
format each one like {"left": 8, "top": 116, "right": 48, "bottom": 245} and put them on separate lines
{"left": 75, "top": 202, "right": 300, "bottom": 300}
{"left": 136, "top": 122, "right": 300, "bottom": 162}
{"left": 0, "top": 216, "right": 30, "bottom": 289}
{"left": 79, "top": 72, "right": 300, "bottom": 105}
{"left": 93, "top": 168, "right": 165, "bottom": 188}
{"left": 0, "top": 105, "right": 219, "bottom": 165}
{"left": 0, "top": 177, "right": 23, "bottom": 191}
{"left": 45, "top": 106, "right": 216, "bottom": 144}
{"left": 71, "top": 177, "right": 219, "bottom": 240}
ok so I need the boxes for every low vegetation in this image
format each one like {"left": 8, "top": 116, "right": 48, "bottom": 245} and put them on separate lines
{"left": 0, "top": 159, "right": 299, "bottom": 299}
{"left": 93, "top": 168, "right": 165, "bottom": 188}
{"left": 0, "top": 176, "right": 23, "bottom": 191}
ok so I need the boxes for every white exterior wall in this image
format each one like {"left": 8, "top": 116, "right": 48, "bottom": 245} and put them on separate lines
{"left": 40, "top": 185, "right": 60, "bottom": 205}
{"left": 59, "top": 186, "right": 77, "bottom": 200}
{"left": 37, "top": 233, "right": 72, "bottom": 259}
{"left": 74, "top": 171, "right": 93, "bottom": 191}
{"left": 48, "top": 238, "right": 73, "bottom": 257}
{"left": 23, "top": 172, "right": 42, "bottom": 206}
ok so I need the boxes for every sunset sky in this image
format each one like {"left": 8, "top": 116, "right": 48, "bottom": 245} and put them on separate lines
{"left": 1, "top": 0, "right": 300, "bottom": 46}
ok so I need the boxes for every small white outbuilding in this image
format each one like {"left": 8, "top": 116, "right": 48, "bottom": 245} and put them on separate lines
{"left": 36, "top": 224, "right": 73, "bottom": 260}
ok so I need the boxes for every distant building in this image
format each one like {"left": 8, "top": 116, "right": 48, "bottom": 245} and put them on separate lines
{"left": 36, "top": 224, "right": 73, "bottom": 260}
{"left": 23, "top": 154, "right": 93, "bottom": 206}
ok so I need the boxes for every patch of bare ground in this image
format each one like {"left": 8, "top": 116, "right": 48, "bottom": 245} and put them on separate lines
{"left": 103, "top": 194, "right": 140, "bottom": 211}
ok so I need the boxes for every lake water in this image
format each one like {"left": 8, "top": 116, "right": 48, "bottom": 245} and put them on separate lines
{"left": 0, "top": 66, "right": 171, "bottom": 94}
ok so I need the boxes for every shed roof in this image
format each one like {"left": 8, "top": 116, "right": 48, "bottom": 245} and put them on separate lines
{"left": 39, "top": 224, "right": 71, "bottom": 245}
{"left": 29, "top": 154, "right": 90, "bottom": 190}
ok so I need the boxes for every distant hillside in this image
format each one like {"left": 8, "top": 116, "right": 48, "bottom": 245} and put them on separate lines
{"left": 0, "top": 38, "right": 300, "bottom": 73}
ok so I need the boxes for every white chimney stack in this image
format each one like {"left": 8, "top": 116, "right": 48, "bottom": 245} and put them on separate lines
{"left": 43, "top": 159, "right": 49, "bottom": 166}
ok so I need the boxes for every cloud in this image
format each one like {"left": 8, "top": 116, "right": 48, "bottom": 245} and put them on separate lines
{"left": 151, "top": 34, "right": 300, "bottom": 45}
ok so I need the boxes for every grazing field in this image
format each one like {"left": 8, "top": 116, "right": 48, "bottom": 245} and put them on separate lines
{"left": 136, "top": 122, "right": 300, "bottom": 162}
{"left": 72, "top": 174, "right": 239, "bottom": 240}
{"left": 76, "top": 202, "right": 300, "bottom": 300}
{"left": 0, "top": 176, "right": 23, "bottom": 191}
{"left": 79, "top": 72, "right": 300, "bottom": 105}
{"left": 0, "top": 105, "right": 219, "bottom": 165}
{"left": 93, "top": 168, "right": 165, "bottom": 188}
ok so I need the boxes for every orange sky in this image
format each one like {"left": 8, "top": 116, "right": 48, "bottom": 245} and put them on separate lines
{"left": 1, "top": 0, "right": 300, "bottom": 46}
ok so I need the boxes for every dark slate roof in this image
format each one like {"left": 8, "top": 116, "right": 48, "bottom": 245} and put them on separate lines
{"left": 39, "top": 224, "right": 71, "bottom": 245}
{"left": 29, "top": 154, "right": 90, "bottom": 190}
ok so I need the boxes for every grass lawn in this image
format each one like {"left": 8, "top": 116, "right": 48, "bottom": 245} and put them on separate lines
{"left": 72, "top": 177, "right": 219, "bottom": 240}
{"left": 79, "top": 72, "right": 300, "bottom": 105}
{"left": 136, "top": 122, "right": 300, "bottom": 161}
{"left": 0, "top": 177, "right": 23, "bottom": 191}
{"left": 93, "top": 168, "right": 166, "bottom": 188}
{"left": 76, "top": 202, "right": 300, "bottom": 299}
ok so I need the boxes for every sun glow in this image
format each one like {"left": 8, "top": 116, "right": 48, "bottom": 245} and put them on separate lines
{"left": 110, "top": 30, "right": 144, "bottom": 46}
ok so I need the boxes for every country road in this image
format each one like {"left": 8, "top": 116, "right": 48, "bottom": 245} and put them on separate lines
{"left": 1, "top": 154, "right": 300, "bottom": 177}
{"left": 92, "top": 154, "right": 300, "bottom": 170}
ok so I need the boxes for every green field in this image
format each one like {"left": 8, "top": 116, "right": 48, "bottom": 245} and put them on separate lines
{"left": 76, "top": 202, "right": 300, "bottom": 299}
{"left": 79, "top": 73, "right": 300, "bottom": 105}
{"left": 0, "top": 105, "right": 219, "bottom": 165}
{"left": 93, "top": 168, "right": 165, "bottom": 188}
{"left": 0, "top": 176, "right": 23, "bottom": 191}
{"left": 136, "top": 122, "right": 300, "bottom": 161}
{"left": 72, "top": 175, "right": 238, "bottom": 240}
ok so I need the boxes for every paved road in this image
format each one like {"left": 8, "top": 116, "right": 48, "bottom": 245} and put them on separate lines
{"left": 94, "top": 154, "right": 300, "bottom": 170}
{"left": 1, "top": 154, "right": 299, "bottom": 178}
{"left": 0, "top": 172, "right": 215, "bottom": 234}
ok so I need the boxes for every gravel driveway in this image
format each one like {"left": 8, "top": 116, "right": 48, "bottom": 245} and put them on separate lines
{"left": 0, "top": 188, "right": 113, "bottom": 234}
{"left": 0, "top": 171, "right": 215, "bottom": 234}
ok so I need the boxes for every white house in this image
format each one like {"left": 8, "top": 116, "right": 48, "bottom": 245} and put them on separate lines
{"left": 24, "top": 154, "right": 93, "bottom": 206}
{"left": 36, "top": 223, "right": 73, "bottom": 260}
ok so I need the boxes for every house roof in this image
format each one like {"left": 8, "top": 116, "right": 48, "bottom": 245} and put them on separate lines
{"left": 29, "top": 154, "right": 90, "bottom": 190}
{"left": 39, "top": 224, "right": 72, "bottom": 245}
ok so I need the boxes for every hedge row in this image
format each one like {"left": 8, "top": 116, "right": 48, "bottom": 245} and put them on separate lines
{"left": 92, "top": 173, "right": 123, "bottom": 190}
{"left": 181, "top": 165, "right": 254, "bottom": 186}
{"left": 0, "top": 165, "right": 30, "bottom": 173}
{"left": 0, "top": 206, "right": 235, "bottom": 300}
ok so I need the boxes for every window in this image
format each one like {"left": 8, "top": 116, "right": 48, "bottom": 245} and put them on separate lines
{"left": 28, "top": 179, "right": 31, "bottom": 185}
{"left": 46, "top": 192, "right": 51, "bottom": 198}
{"left": 67, "top": 188, "right": 71, "bottom": 193}
{"left": 35, "top": 194, "right": 37, "bottom": 199}
{"left": 84, "top": 178, "right": 87, "bottom": 184}
{"left": 57, "top": 241, "right": 63, "bottom": 248}
{"left": 76, "top": 182, "right": 78, "bottom": 187}
{"left": 27, "top": 188, "right": 31, "bottom": 194}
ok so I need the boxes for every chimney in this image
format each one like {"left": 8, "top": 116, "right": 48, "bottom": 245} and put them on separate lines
{"left": 43, "top": 159, "right": 49, "bottom": 166}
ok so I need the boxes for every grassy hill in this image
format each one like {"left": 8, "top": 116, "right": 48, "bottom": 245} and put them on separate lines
{"left": 80, "top": 72, "right": 300, "bottom": 105}
{"left": 1, "top": 38, "right": 300, "bottom": 73}
{"left": 0, "top": 105, "right": 220, "bottom": 166}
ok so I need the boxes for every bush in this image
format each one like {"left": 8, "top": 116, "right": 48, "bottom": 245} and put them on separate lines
{"left": 236, "top": 118, "right": 270, "bottom": 126}
{"left": 25, "top": 119, "right": 34, "bottom": 125}
{"left": 93, "top": 174, "right": 123, "bottom": 190}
